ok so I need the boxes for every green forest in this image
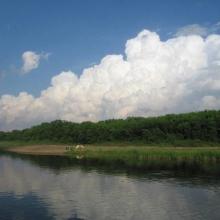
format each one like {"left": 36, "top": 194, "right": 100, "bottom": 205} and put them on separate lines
{"left": 0, "top": 110, "right": 220, "bottom": 145}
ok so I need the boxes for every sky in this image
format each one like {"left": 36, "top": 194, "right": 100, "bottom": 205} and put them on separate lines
{"left": 0, "top": 0, "right": 220, "bottom": 130}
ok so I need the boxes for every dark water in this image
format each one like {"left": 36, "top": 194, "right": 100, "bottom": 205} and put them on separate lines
{"left": 0, "top": 152, "right": 220, "bottom": 220}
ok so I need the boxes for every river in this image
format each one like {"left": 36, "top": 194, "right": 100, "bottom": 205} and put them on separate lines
{"left": 0, "top": 152, "right": 220, "bottom": 220}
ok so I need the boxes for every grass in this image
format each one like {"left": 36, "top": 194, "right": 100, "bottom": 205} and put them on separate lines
{"left": 1, "top": 139, "right": 220, "bottom": 148}
{"left": 0, "top": 141, "right": 30, "bottom": 149}
{"left": 0, "top": 140, "right": 62, "bottom": 149}
{"left": 67, "top": 146, "right": 220, "bottom": 175}
{"left": 2, "top": 140, "right": 220, "bottom": 175}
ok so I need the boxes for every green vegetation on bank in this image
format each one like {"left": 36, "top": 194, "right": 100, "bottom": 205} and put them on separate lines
{"left": 1, "top": 110, "right": 220, "bottom": 175}
{"left": 67, "top": 146, "right": 220, "bottom": 175}
{"left": 0, "top": 110, "right": 220, "bottom": 145}
{"left": 0, "top": 140, "right": 60, "bottom": 149}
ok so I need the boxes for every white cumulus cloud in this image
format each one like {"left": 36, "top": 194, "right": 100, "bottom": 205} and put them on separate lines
{"left": 1, "top": 29, "right": 220, "bottom": 130}
{"left": 21, "top": 51, "right": 49, "bottom": 74}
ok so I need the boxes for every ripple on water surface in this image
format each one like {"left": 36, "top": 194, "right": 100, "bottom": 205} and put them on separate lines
{"left": 0, "top": 153, "right": 220, "bottom": 220}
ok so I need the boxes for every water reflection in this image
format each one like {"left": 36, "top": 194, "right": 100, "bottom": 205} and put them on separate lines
{"left": 0, "top": 152, "right": 220, "bottom": 220}
{"left": 0, "top": 192, "right": 55, "bottom": 220}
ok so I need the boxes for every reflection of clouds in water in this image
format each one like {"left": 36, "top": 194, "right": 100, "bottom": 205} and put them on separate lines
{"left": 0, "top": 156, "right": 220, "bottom": 220}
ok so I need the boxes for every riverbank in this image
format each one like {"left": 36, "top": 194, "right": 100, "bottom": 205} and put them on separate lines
{"left": 67, "top": 146, "right": 220, "bottom": 175}
{"left": 6, "top": 145, "right": 67, "bottom": 155}
{"left": 0, "top": 141, "right": 67, "bottom": 155}
{"left": 1, "top": 142, "right": 220, "bottom": 175}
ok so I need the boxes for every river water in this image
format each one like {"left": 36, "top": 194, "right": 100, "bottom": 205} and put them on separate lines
{"left": 0, "top": 152, "right": 220, "bottom": 220}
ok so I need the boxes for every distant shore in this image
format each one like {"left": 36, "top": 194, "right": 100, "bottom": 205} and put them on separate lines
{"left": 1, "top": 142, "right": 220, "bottom": 175}
{"left": 6, "top": 145, "right": 67, "bottom": 156}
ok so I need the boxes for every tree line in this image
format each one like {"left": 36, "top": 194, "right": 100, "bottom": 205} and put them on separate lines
{"left": 0, "top": 110, "right": 220, "bottom": 144}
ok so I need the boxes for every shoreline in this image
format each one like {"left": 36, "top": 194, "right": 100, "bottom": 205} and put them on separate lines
{"left": 5, "top": 145, "right": 67, "bottom": 156}
{"left": 2, "top": 144, "right": 220, "bottom": 155}
{"left": 2, "top": 144, "right": 220, "bottom": 175}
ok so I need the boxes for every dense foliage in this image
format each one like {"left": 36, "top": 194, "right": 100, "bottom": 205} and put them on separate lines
{"left": 0, "top": 110, "right": 220, "bottom": 144}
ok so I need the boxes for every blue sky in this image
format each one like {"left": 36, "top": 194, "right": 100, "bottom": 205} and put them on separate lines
{"left": 1, "top": 0, "right": 220, "bottom": 96}
{"left": 1, "top": 0, "right": 220, "bottom": 130}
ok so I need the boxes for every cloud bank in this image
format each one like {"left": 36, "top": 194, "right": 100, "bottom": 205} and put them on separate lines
{"left": 21, "top": 51, "right": 49, "bottom": 74}
{"left": 1, "top": 29, "right": 220, "bottom": 130}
